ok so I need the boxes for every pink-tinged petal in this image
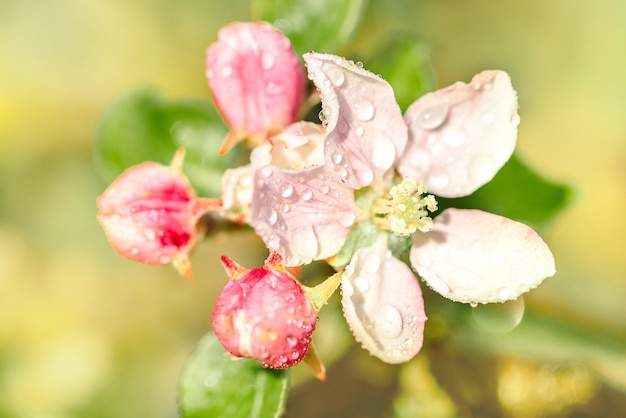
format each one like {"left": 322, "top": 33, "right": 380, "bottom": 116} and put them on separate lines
{"left": 303, "top": 53, "right": 407, "bottom": 190}
{"left": 410, "top": 208, "right": 556, "bottom": 304}
{"left": 398, "top": 70, "right": 519, "bottom": 198}
{"left": 213, "top": 255, "right": 317, "bottom": 369}
{"left": 97, "top": 149, "right": 220, "bottom": 278}
{"left": 220, "top": 163, "right": 258, "bottom": 224}
{"left": 250, "top": 165, "right": 357, "bottom": 267}
{"left": 341, "top": 236, "right": 427, "bottom": 364}
{"left": 206, "top": 22, "right": 306, "bottom": 153}
{"left": 265, "top": 121, "right": 326, "bottom": 169}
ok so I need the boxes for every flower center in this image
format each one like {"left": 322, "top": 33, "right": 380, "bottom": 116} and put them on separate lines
{"left": 372, "top": 177, "right": 438, "bottom": 237}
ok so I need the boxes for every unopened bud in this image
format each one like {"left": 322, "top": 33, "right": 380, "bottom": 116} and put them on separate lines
{"left": 96, "top": 149, "right": 220, "bottom": 278}
{"left": 212, "top": 254, "right": 317, "bottom": 369}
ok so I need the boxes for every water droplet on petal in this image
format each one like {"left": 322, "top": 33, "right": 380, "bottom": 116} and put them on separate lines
{"left": 441, "top": 126, "right": 466, "bottom": 148}
{"left": 260, "top": 166, "right": 272, "bottom": 178}
{"left": 374, "top": 304, "right": 404, "bottom": 339}
{"left": 355, "top": 126, "right": 364, "bottom": 136}
{"left": 470, "top": 301, "right": 479, "bottom": 308}
{"left": 320, "top": 185, "right": 329, "bottom": 194}
{"left": 363, "top": 256, "right": 380, "bottom": 274}
{"left": 428, "top": 173, "right": 450, "bottom": 190}
{"left": 338, "top": 211, "right": 355, "bottom": 228}
{"left": 330, "top": 151, "right": 343, "bottom": 164}
{"left": 302, "top": 189, "right": 312, "bottom": 201}
{"left": 220, "top": 66, "right": 233, "bottom": 78}
{"left": 261, "top": 52, "right": 275, "bottom": 70}
{"left": 497, "top": 287, "right": 511, "bottom": 301}
{"left": 281, "top": 184, "right": 293, "bottom": 198}
{"left": 416, "top": 102, "right": 449, "bottom": 130}
{"left": 354, "top": 277, "right": 370, "bottom": 293}
{"left": 354, "top": 98, "right": 375, "bottom": 121}
{"left": 324, "top": 64, "right": 345, "bottom": 86}
{"left": 511, "top": 113, "right": 521, "bottom": 127}
{"left": 470, "top": 155, "right": 495, "bottom": 184}
{"left": 435, "top": 247, "right": 448, "bottom": 261}
{"left": 267, "top": 209, "right": 278, "bottom": 225}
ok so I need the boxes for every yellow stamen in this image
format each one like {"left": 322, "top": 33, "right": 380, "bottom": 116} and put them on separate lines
{"left": 374, "top": 177, "right": 438, "bottom": 237}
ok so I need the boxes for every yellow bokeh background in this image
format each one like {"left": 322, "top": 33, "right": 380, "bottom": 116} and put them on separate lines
{"left": 1, "top": 0, "right": 625, "bottom": 417}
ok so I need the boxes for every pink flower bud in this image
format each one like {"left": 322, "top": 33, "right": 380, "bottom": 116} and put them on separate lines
{"left": 212, "top": 254, "right": 317, "bottom": 369}
{"left": 206, "top": 22, "right": 306, "bottom": 154}
{"left": 96, "top": 149, "right": 220, "bottom": 278}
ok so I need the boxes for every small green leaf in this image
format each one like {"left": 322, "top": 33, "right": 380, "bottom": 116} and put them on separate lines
{"left": 330, "top": 220, "right": 378, "bottom": 268}
{"left": 437, "top": 153, "right": 573, "bottom": 228}
{"left": 362, "top": 33, "right": 436, "bottom": 111}
{"left": 254, "top": 0, "right": 368, "bottom": 56}
{"left": 95, "top": 89, "right": 239, "bottom": 197}
{"left": 178, "top": 331, "right": 290, "bottom": 418}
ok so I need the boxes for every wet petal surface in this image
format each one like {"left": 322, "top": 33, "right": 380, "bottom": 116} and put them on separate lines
{"left": 410, "top": 208, "right": 556, "bottom": 304}
{"left": 206, "top": 22, "right": 306, "bottom": 151}
{"left": 304, "top": 53, "right": 407, "bottom": 190}
{"left": 250, "top": 165, "right": 357, "bottom": 266}
{"left": 341, "top": 236, "right": 427, "bottom": 364}
{"left": 399, "top": 70, "right": 519, "bottom": 198}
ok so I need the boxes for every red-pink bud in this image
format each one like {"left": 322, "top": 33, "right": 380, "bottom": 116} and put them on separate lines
{"left": 206, "top": 22, "right": 306, "bottom": 154}
{"left": 96, "top": 149, "right": 220, "bottom": 278}
{"left": 212, "top": 254, "right": 317, "bottom": 369}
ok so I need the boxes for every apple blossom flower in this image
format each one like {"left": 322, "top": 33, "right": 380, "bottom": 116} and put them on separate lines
{"left": 96, "top": 149, "right": 220, "bottom": 278}
{"left": 212, "top": 253, "right": 317, "bottom": 369}
{"left": 206, "top": 22, "right": 306, "bottom": 154}
{"left": 249, "top": 52, "right": 555, "bottom": 363}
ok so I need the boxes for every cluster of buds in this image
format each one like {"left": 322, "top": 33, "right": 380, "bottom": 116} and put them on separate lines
{"left": 97, "top": 21, "right": 556, "bottom": 375}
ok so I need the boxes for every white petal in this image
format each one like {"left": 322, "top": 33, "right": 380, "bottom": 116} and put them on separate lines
{"left": 399, "top": 70, "right": 519, "bottom": 198}
{"left": 341, "top": 236, "right": 427, "bottom": 364}
{"left": 250, "top": 165, "right": 356, "bottom": 267}
{"left": 410, "top": 208, "right": 556, "bottom": 304}
{"left": 266, "top": 121, "right": 325, "bottom": 169}
{"left": 303, "top": 53, "right": 407, "bottom": 189}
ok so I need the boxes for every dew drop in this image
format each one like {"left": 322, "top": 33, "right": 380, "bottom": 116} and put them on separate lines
{"left": 320, "top": 185, "right": 330, "bottom": 194}
{"left": 441, "top": 126, "right": 466, "bottom": 148}
{"left": 428, "top": 173, "right": 450, "bottom": 190}
{"left": 497, "top": 287, "right": 511, "bottom": 301}
{"left": 416, "top": 103, "right": 449, "bottom": 130}
{"left": 470, "top": 301, "right": 479, "bottom": 308}
{"left": 363, "top": 256, "right": 380, "bottom": 274}
{"left": 281, "top": 184, "right": 293, "bottom": 198}
{"left": 302, "top": 189, "right": 313, "bottom": 201}
{"left": 354, "top": 277, "right": 370, "bottom": 293}
{"left": 330, "top": 151, "right": 343, "bottom": 164}
{"left": 221, "top": 66, "right": 233, "bottom": 78}
{"left": 355, "top": 126, "right": 364, "bottom": 136}
{"left": 318, "top": 110, "right": 326, "bottom": 124}
{"left": 511, "top": 113, "right": 521, "bottom": 127}
{"left": 267, "top": 208, "right": 278, "bottom": 225}
{"left": 336, "top": 121, "right": 348, "bottom": 134}
{"left": 470, "top": 155, "right": 495, "bottom": 184}
{"left": 354, "top": 98, "right": 375, "bottom": 121}
{"left": 261, "top": 52, "right": 275, "bottom": 70}
{"left": 374, "top": 304, "right": 404, "bottom": 339}
{"left": 260, "top": 166, "right": 272, "bottom": 178}
{"left": 131, "top": 247, "right": 139, "bottom": 255}
{"left": 324, "top": 64, "right": 345, "bottom": 86}
{"left": 336, "top": 166, "right": 348, "bottom": 179}
{"left": 338, "top": 211, "right": 355, "bottom": 228}
{"left": 278, "top": 203, "right": 290, "bottom": 213}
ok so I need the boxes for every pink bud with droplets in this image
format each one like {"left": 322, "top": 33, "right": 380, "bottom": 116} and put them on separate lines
{"left": 212, "top": 253, "right": 317, "bottom": 369}
{"left": 206, "top": 22, "right": 306, "bottom": 154}
{"left": 96, "top": 148, "right": 220, "bottom": 278}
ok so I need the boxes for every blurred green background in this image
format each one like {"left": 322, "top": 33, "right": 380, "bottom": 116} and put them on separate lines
{"left": 1, "top": 0, "right": 625, "bottom": 417}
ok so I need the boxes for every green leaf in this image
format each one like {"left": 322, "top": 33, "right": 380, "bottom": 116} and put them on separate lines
{"left": 437, "top": 153, "right": 573, "bottom": 228}
{"left": 330, "top": 220, "right": 378, "bottom": 268}
{"left": 254, "top": 0, "right": 368, "bottom": 56}
{"left": 362, "top": 33, "right": 436, "bottom": 111}
{"left": 178, "top": 331, "right": 290, "bottom": 418}
{"left": 94, "top": 89, "right": 239, "bottom": 197}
